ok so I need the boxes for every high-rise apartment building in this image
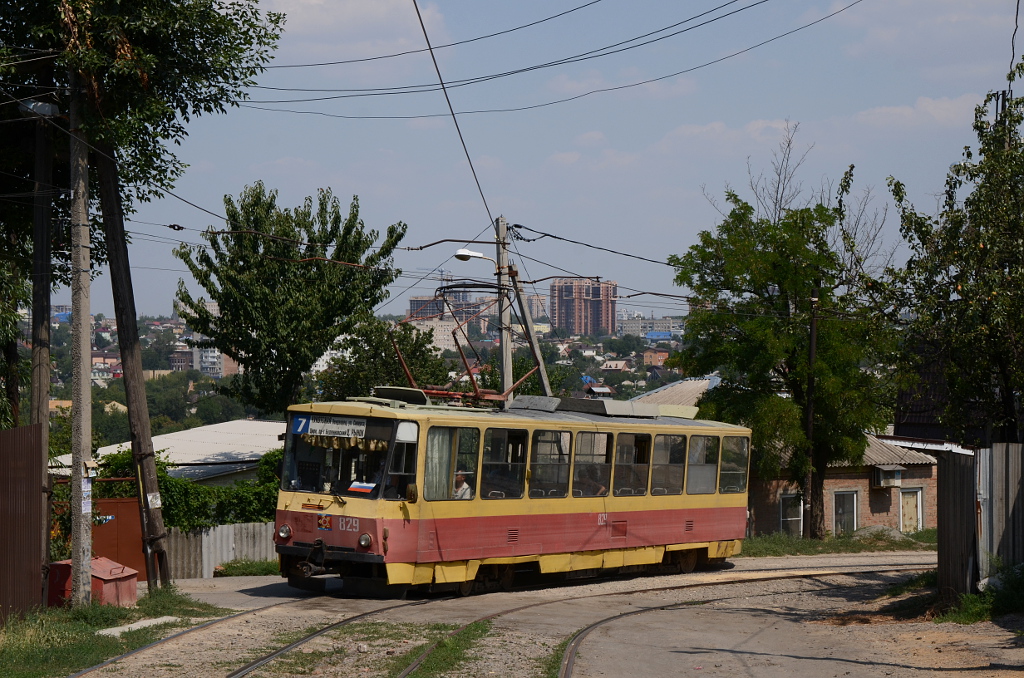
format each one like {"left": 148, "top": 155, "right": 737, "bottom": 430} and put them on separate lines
{"left": 548, "top": 279, "right": 617, "bottom": 336}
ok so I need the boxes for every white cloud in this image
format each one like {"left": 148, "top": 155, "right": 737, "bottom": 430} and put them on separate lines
{"left": 548, "top": 151, "right": 581, "bottom": 166}
{"left": 574, "top": 131, "right": 606, "bottom": 148}
{"left": 853, "top": 94, "right": 978, "bottom": 128}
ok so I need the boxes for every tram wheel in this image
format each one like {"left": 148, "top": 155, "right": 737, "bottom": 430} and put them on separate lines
{"left": 677, "top": 550, "right": 699, "bottom": 574}
{"left": 457, "top": 580, "right": 475, "bottom": 597}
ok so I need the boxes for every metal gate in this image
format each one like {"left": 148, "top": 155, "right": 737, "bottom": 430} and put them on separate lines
{"left": 0, "top": 424, "right": 45, "bottom": 623}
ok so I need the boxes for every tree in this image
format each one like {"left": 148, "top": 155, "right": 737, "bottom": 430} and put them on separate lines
{"left": 885, "top": 71, "right": 1024, "bottom": 445}
{"left": 317, "top": 319, "right": 450, "bottom": 400}
{"left": 668, "top": 134, "right": 893, "bottom": 538}
{"left": 176, "top": 183, "right": 406, "bottom": 413}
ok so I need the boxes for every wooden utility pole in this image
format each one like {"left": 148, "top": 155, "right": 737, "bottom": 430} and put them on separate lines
{"left": 68, "top": 71, "right": 92, "bottom": 605}
{"left": 510, "top": 267, "right": 552, "bottom": 397}
{"left": 495, "top": 217, "right": 514, "bottom": 407}
{"left": 30, "top": 88, "right": 55, "bottom": 595}
{"left": 802, "top": 285, "right": 819, "bottom": 539}
{"left": 94, "top": 140, "right": 171, "bottom": 589}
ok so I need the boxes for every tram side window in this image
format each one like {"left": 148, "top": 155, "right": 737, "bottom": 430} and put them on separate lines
{"left": 613, "top": 433, "right": 652, "bottom": 496}
{"left": 573, "top": 431, "right": 612, "bottom": 497}
{"left": 529, "top": 431, "right": 571, "bottom": 498}
{"left": 719, "top": 436, "right": 750, "bottom": 493}
{"left": 686, "top": 435, "right": 720, "bottom": 494}
{"left": 651, "top": 434, "right": 686, "bottom": 495}
{"left": 424, "top": 427, "right": 480, "bottom": 501}
{"left": 481, "top": 429, "right": 528, "bottom": 499}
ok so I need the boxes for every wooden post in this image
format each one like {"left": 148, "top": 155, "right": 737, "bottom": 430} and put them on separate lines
{"left": 93, "top": 140, "right": 171, "bottom": 589}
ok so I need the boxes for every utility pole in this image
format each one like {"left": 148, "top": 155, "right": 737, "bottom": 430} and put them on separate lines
{"left": 30, "top": 84, "right": 55, "bottom": 598}
{"left": 68, "top": 71, "right": 92, "bottom": 605}
{"left": 510, "top": 267, "right": 552, "bottom": 396}
{"left": 802, "top": 285, "right": 819, "bottom": 539}
{"left": 94, "top": 140, "right": 172, "bottom": 589}
{"left": 495, "top": 216, "right": 514, "bottom": 406}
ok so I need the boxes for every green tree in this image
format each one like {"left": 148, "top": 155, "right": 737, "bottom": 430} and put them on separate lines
{"left": 885, "top": 72, "right": 1024, "bottom": 444}
{"left": 175, "top": 183, "right": 406, "bottom": 414}
{"left": 141, "top": 328, "right": 178, "bottom": 370}
{"left": 317, "top": 319, "right": 450, "bottom": 400}
{"left": 668, "top": 153, "right": 893, "bottom": 537}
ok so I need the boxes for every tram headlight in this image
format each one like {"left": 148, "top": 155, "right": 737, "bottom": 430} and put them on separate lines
{"left": 358, "top": 533, "right": 372, "bottom": 548}
{"left": 277, "top": 523, "right": 292, "bottom": 539}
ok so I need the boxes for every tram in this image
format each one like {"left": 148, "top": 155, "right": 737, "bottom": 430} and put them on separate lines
{"left": 273, "top": 387, "right": 751, "bottom": 593}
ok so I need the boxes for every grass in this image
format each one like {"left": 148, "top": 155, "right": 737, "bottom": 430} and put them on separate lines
{"left": 214, "top": 558, "right": 280, "bottom": 577}
{"left": 738, "top": 531, "right": 936, "bottom": 558}
{"left": 936, "top": 562, "right": 1024, "bottom": 625}
{"left": 536, "top": 636, "right": 571, "bottom": 678}
{"left": 883, "top": 569, "right": 938, "bottom": 598}
{"left": 405, "top": 620, "right": 491, "bottom": 678}
{"left": 906, "top": 527, "right": 938, "bottom": 544}
{"left": 0, "top": 586, "right": 231, "bottom": 678}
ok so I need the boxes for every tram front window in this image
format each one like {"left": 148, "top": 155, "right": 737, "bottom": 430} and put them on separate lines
{"left": 282, "top": 415, "right": 412, "bottom": 499}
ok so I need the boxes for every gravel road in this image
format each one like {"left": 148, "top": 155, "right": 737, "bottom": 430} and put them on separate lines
{"left": 95, "top": 551, "right": 1021, "bottom": 678}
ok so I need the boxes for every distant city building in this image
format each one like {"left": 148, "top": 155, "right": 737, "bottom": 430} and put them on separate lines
{"left": 407, "top": 291, "right": 490, "bottom": 324}
{"left": 617, "top": 316, "right": 680, "bottom": 337}
{"left": 525, "top": 294, "right": 547, "bottom": 320}
{"left": 548, "top": 279, "right": 617, "bottom": 336}
{"left": 409, "top": 318, "right": 459, "bottom": 353}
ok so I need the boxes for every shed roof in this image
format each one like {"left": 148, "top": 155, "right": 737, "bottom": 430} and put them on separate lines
{"left": 632, "top": 378, "right": 715, "bottom": 408}
{"left": 55, "top": 419, "right": 286, "bottom": 481}
{"left": 832, "top": 435, "right": 937, "bottom": 467}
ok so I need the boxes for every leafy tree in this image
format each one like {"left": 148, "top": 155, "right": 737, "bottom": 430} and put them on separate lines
{"left": 668, "top": 141, "right": 894, "bottom": 537}
{"left": 141, "top": 329, "right": 179, "bottom": 370}
{"left": 604, "top": 334, "right": 647, "bottom": 357}
{"left": 176, "top": 183, "right": 406, "bottom": 413}
{"left": 317, "top": 319, "right": 450, "bottom": 400}
{"left": 885, "top": 71, "right": 1024, "bottom": 444}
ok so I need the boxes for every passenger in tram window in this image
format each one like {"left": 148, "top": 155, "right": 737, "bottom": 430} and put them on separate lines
{"left": 575, "top": 466, "right": 607, "bottom": 497}
{"left": 452, "top": 470, "right": 473, "bottom": 499}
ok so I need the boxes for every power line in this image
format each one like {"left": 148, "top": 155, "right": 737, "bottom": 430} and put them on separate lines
{"left": 1013, "top": 0, "right": 1021, "bottom": 75}
{"left": 511, "top": 223, "right": 675, "bottom": 268}
{"left": 240, "top": 0, "right": 865, "bottom": 121}
{"left": 246, "top": 0, "right": 760, "bottom": 103}
{"left": 411, "top": 0, "right": 494, "bottom": 227}
{"left": 266, "top": 0, "right": 608, "bottom": 69}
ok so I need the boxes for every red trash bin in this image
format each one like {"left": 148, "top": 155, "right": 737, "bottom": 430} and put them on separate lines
{"left": 47, "top": 557, "right": 138, "bottom": 607}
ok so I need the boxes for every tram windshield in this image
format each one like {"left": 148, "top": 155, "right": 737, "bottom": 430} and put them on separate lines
{"left": 282, "top": 413, "right": 418, "bottom": 499}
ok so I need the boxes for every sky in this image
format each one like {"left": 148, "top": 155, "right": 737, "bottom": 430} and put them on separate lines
{"left": 54, "top": 0, "right": 1022, "bottom": 321}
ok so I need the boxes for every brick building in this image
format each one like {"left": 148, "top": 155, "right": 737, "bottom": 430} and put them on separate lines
{"left": 748, "top": 435, "right": 937, "bottom": 536}
{"left": 548, "top": 279, "right": 617, "bottom": 336}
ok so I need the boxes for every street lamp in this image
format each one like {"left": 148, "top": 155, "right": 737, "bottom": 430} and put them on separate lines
{"left": 453, "top": 248, "right": 498, "bottom": 270}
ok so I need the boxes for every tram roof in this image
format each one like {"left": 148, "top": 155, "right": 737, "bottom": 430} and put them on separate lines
{"left": 289, "top": 391, "right": 747, "bottom": 432}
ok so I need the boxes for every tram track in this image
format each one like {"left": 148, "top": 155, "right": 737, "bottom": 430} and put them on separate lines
{"left": 218, "top": 562, "right": 932, "bottom": 678}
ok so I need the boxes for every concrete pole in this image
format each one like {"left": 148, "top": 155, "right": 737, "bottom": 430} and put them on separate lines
{"left": 495, "top": 217, "right": 514, "bottom": 406}
{"left": 68, "top": 71, "right": 92, "bottom": 605}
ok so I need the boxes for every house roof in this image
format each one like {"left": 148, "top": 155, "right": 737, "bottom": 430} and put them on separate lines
{"left": 55, "top": 419, "right": 286, "bottom": 481}
{"left": 632, "top": 378, "right": 716, "bottom": 408}
{"left": 831, "top": 435, "right": 937, "bottom": 467}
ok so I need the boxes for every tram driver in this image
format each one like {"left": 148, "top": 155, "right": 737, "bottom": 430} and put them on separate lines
{"left": 452, "top": 470, "right": 473, "bottom": 499}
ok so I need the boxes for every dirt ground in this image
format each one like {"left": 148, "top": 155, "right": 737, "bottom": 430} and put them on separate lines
{"left": 99, "top": 554, "right": 1022, "bottom": 678}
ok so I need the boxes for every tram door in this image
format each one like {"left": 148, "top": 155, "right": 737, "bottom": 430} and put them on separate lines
{"left": 419, "top": 426, "right": 482, "bottom": 561}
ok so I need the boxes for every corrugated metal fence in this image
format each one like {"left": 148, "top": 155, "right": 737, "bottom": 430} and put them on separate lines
{"left": 936, "top": 448, "right": 977, "bottom": 605}
{"left": 166, "top": 522, "right": 276, "bottom": 579}
{"left": 978, "top": 443, "right": 1023, "bottom": 579}
{"left": 0, "top": 424, "right": 44, "bottom": 623}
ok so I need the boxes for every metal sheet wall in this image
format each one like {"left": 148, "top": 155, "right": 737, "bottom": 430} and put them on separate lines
{"left": 936, "top": 448, "right": 977, "bottom": 605}
{"left": 166, "top": 522, "right": 275, "bottom": 579}
{"left": 0, "top": 425, "right": 44, "bottom": 623}
{"left": 988, "top": 443, "right": 1023, "bottom": 571}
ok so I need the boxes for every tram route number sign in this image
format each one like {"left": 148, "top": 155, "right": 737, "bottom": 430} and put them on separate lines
{"left": 292, "top": 414, "right": 367, "bottom": 438}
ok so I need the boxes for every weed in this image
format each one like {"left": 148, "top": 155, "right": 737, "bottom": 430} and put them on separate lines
{"left": 406, "top": 620, "right": 491, "bottom": 678}
{"left": 215, "top": 558, "right": 280, "bottom": 577}
{"left": 935, "top": 562, "right": 1024, "bottom": 625}
{"left": 738, "top": 531, "right": 934, "bottom": 558}
{"left": 907, "top": 527, "right": 938, "bottom": 544}
{"left": 536, "top": 636, "right": 571, "bottom": 678}
{"left": 0, "top": 588, "right": 229, "bottom": 678}
{"left": 883, "top": 569, "right": 937, "bottom": 598}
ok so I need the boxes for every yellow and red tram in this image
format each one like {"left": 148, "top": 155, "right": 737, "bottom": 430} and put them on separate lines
{"left": 273, "top": 389, "right": 751, "bottom": 593}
